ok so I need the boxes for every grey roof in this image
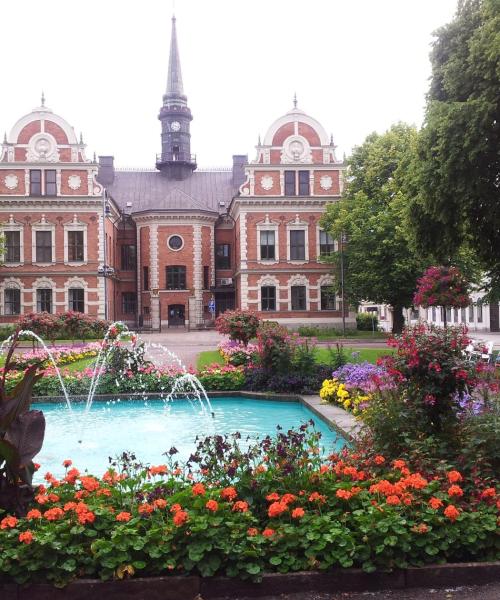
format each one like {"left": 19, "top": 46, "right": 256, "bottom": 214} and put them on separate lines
{"left": 106, "top": 169, "right": 236, "bottom": 215}
{"left": 166, "top": 16, "right": 184, "bottom": 98}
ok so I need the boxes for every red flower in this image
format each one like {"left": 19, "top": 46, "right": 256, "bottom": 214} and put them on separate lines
{"left": 44, "top": 508, "right": 64, "bottom": 521}
{"left": 232, "top": 501, "right": 249, "bottom": 513}
{"left": 170, "top": 503, "right": 182, "bottom": 513}
{"left": 247, "top": 527, "right": 258, "bottom": 536}
{"left": 374, "top": 455, "right": 385, "bottom": 465}
{"left": 138, "top": 503, "right": 154, "bottom": 515}
{"left": 80, "top": 476, "right": 100, "bottom": 492}
{"left": 386, "top": 495, "right": 401, "bottom": 506}
{"left": 444, "top": 505, "right": 460, "bottom": 521}
{"left": 262, "top": 528, "right": 275, "bottom": 538}
{"left": 0, "top": 516, "right": 18, "bottom": 529}
{"left": 266, "top": 492, "right": 280, "bottom": 502}
{"left": 205, "top": 500, "right": 219, "bottom": 512}
{"left": 62, "top": 459, "right": 73, "bottom": 468}
{"left": 447, "top": 470, "right": 462, "bottom": 484}
{"left": 173, "top": 510, "right": 188, "bottom": 526}
{"left": 78, "top": 511, "right": 95, "bottom": 525}
{"left": 192, "top": 483, "right": 206, "bottom": 496}
{"left": 291, "top": 507, "right": 305, "bottom": 519}
{"left": 308, "top": 492, "right": 326, "bottom": 504}
{"left": 19, "top": 531, "right": 34, "bottom": 545}
{"left": 480, "top": 488, "right": 496, "bottom": 500}
{"left": 268, "top": 501, "right": 288, "bottom": 518}
{"left": 116, "top": 512, "right": 132, "bottom": 522}
{"left": 447, "top": 485, "right": 464, "bottom": 497}
{"left": 26, "top": 509, "right": 42, "bottom": 520}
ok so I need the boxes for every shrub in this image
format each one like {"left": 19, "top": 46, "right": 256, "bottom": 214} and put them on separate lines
{"left": 290, "top": 335, "right": 317, "bottom": 374}
{"left": 17, "top": 312, "right": 60, "bottom": 343}
{"left": 244, "top": 365, "right": 331, "bottom": 395}
{"left": 356, "top": 312, "right": 379, "bottom": 331}
{"left": 197, "top": 364, "right": 246, "bottom": 391}
{"left": 218, "top": 338, "right": 258, "bottom": 366}
{"left": 215, "top": 310, "right": 260, "bottom": 346}
{"left": 256, "top": 321, "right": 293, "bottom": 373}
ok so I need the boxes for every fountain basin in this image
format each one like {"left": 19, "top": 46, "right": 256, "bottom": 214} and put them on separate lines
{"left": 36, "top": 395, "right": 346, "bottom": 477}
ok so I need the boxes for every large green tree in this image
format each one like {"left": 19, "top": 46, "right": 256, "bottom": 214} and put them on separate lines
{"left": 321, "top": 123, "right": 426, "bottom": 333}
{"left": 408, "top": 0, "right": 500, "bottom": 294}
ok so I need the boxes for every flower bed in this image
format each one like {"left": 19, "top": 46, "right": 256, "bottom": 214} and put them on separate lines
{"left": 11, "top": 343, "right": 101, "bottom": 370}
{"left": 0, "top": 427, "right": 498, "bottom": 586}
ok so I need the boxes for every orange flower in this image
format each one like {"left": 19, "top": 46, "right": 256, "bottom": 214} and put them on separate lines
{"left": 1, "top": 516, "right": 18, "bottom": 529}
{"left": 116, "top": 512, "right": 132, "bottom": 522}
{"left": 48, "top": 493, "right": 60, "bottom": 503}
{"left": 63, "top": 459, "right": 73, "bottom": 468}
{"left": 138, "top": 503, "right": 154, "bottom": 515}
{"left": 221, "top": 486, "right": 237, "bottom": 501}
{"left": 153, "top": 499, "right": 167, "bottom": 509}
{"left": 173, "top": 510, "right": 188, "bottom": 527}
{"left": 447, "top": 485, "right": 464, "bottom": 497}
{"left": 149, "top": 465, "right": 168, "bottom": 476}
{"left": 374, "top": 455, "right": 385, "bottom": 465}
{"left": 80, "top": 476, "right": 100, "bottom": 492}
{"left": 444, "top": 505, "right": 460, "bottom": 521}
{"left": 170, "top": 503, "right": 182, "bottom": 513}
{"left": 205, "top": 500, "right": 218, "bottom": 512}
{"left": 320, "top": 465, "right": 329, "bottom": 474}
{"left": 412, "top": 524, "right": 429, "bottom": 534}
{"left": 386, "top": 495, "right": 401, "bottom": 506}
{"left": 392, "top": 459, "right": 406, "bottom": 470}
{"left": 343, "top": 466, "right": 358, "bottom": 479}
{"left": 75, "top": 490, "right": 88, "bottom": 500}
{"left": 481, "top": 488, "right": 496, "bottom": 500}
{"left": 65, "top": 468, "right": 80, "bottom": 484}
{"left": 447, "top": 470, "right": 462, "bottom": 484}
{"left": 26, "top": 509, "right": 42, "bottom": 520}
{"left": 429, "top": 497, "right": 443, "bottom": 510}
{"left": 192, "top": 483, "right": 206, "bottom": 496}
{"left": 247, "top": 527, "right": 259, "bottom": 536}
{"left": 96, "top": 488, "right": 112, "bottom": 497}
{"left": 19, "top": 531, "right": 34, "bottom": 544}
{"left": 232, "top": 501, "right": 249, "bottom": 513}
{"left": 291, "top": 507, "right": 305, "bottom": 519}
{"left": 281, "top": 493, "right": 296, "bottom": 505}
{"left": 35, "top": 494, "right": 49, "bottom": 505}
{"left": 262, "top": 528, "right": 275, "bottom": 537}
{"left": 254, "top": 465, "right": 266, "bottom": 474}
{"left": 308, "top": 492, "right": 326, "bottom": 504}
{"left": 266, "top": 492, "right": 280, "bottom": 502}
{"left": 369, "top": 480, "right": 396, "bottom": 496}
{"left": 336, "top": 489, "right": 352, "bottom": 501}
{"left": 78, "top": 511, "right": 95, "bottom": 525}
{"left": 64, "top": 502, "right": 78, "bottom": 512}
{"left": 33, "top": 462, "right": 40, "bottom": 471}
{"left": 44, "top": 472, "right": 54, "bottom": 482}
{"left": 268, "top": 501, "right": 288, "bottom": 518}
{"left": 44, "top": 508, "right": 64, "bottom": 521}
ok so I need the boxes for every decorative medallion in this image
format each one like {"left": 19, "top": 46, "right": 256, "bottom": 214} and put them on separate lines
{"left": 26, "top": 133, "right": 59, "bottom": 162}
{"left": 260, "top": 175, "right": 274, "bottom": 191}
{"left": 320, "top": 175, "right": 333, "bottom": 190}
{"left": 281, "top": 135, "right": 312, "bottom": 164}
{"left": 167, "top": 235, "right": 184, "bottom": 251}
{"left": 68, "top": 175, "right": 82, "bottom": 190}
{"left": 4, "top": 174, "right": 18, "bottom": 190}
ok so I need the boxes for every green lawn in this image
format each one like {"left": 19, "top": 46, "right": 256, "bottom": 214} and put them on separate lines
{"left": 301, "top": 329, "right": 389, "bottom": 341}
{"left": 196, "top": 347, "right": 392, "bottom": 370}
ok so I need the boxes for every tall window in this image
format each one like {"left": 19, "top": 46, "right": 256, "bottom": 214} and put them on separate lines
{"left": 35, "top": 231, "right": 52, "bottom": 263}
{"left": 319, "top": 230, "right": 335, "bottom": 256}
{"left": 284, "top": 171, "right": 295, "bottom": 195}
{"left": 121, "top": 245, "right": 136, "bottom": 270}
{"left": 469, "top": 304, "right": 474, "bottom": 321}
{"left": 166, "top": 266, "right": 186, "bottom": 290}
{"left": 477, "top": 301, "right": 483, "bottom": 323}
{"left": 5, "top": 231, "right": 20, "bottom": 263}
{"left": 298, "top": 171, "right": 309, "bottom": 195}
{"left": 215, "top": 244, "right": 230, "bottom": 269}
{"left": 67, "top": 231, "right": 84, "bottom": 262}
{"left": 203, "top": 266, "right": 209, "bottom": 290}
{"left": 446, "top": 306, "right": 452, "bottom": 322}
{"left": 432, "top": 306, "right": 436, "bottom": 322}
{"left": 320, "top": 286, "right": 336, "bottom": 310}
{"left": 68, "top": 288, "right": 84, "bottom": 313}
{"left": 290, "top": 230, "right": 305, "bottom": 260}
{"left": 45, "top": 170, "right": 57, "bottom": 195}
{"left": 4, "top": 288, "right": 21, "bottom": 315}
{"left": 30, "top": 170, "right": 41, "bottom": 196}
{"left": 260, "top": 230, "right": 275, "bottom": 260}
{"left": 291, "top": 285, "right": 306, "bottom": 310}
{"left": 461, "top": 307, "right": 466, "bottom": 323}
{"left": 36, "top": 289, "right": 52, "bottom": 313}
{"left": 261, "top": 286, "right": 276, "bottom": 311}
{"left": 122, "top": 292, "right": 137, "bottom": 314}
{"left": 143, "top": 266, "right": 149, "bottom": 291}
{"left": 454, "top": 307, "right": 459, "bottom": 323}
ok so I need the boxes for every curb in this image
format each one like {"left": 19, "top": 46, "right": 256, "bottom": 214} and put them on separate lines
{"left": 2, "top": 563, "right": 499, "bottom": 599}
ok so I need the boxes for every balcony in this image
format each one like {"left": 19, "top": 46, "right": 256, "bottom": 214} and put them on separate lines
{"left": 155, "top": 152, "right": 197, "bottom": 166}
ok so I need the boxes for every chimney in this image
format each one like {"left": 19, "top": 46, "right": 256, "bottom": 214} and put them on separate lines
{"left": 232, "top": 154, "right": 247, "bottom": 188}
{"left": 97, "top": 155, "right": 115, "bottom": 185}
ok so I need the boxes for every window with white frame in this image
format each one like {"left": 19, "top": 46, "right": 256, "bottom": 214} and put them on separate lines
{"left": 5, "top": 231, "right": 21, "bottom": 264}
{"left": 320, "top": 286, "right": 336, "bottom": 310}
{"left": 290, "top": 230, "right": 305, "bottom": 261}
{"left": 291, "top": 285, "right": 306, "bottom": 310}
{"left": 468, "top": 304, "right": 474, "bottom": 321}
{"left": 477, "top": 301, "right": 483, "bottom": 323}
{"left": 35, "top": 231, "right": 52, "bottom": 263}
{"left": 64, "top": 218, "right": 87, "bottom": 265}
{"left": 260, "top": 230, "right": 276, "bottom": 260}
{"left": 36, "top": 288, "right": 52, "bottom": 313}
{"left": 319, "top": 230, "right": 336, "bottom": 256}
{"left": 261, "top": 286, "right": 276, "bottom": 311}
{"left": 4, "top": 288, "right": 21, "bottom": 315}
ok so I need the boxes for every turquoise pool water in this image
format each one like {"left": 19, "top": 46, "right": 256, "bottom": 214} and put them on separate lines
{"left": 36, "top": 397, "right": 345, "bottom": 478}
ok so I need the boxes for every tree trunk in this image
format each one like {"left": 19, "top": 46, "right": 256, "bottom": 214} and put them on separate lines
{"left": 392, "top": 305, "right": 405, "bottom": 334}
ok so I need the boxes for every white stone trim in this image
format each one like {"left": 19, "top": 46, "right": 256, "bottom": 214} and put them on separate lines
{"left": 193, "top": 224, "right": 203, "bottom": 301}
{"left": 262, "top": 109, "right": 329, "bottom": 146}
{"left": 210, "top": 225, "right": 216, "bottom": 287}
{"left": 240, "top": 273, "right": 249, "bottom": 309}
{"left": 8, "top": 109, "right": 78, "bottom": 145}
{"left": 149, "top": 224, "right": 160, "bottom": 329}
{"left": 287, "top": 274, "right": 310, "bottom": 311}
{"left": 286, "top": 215, "right": 309, "bottom": 263}
{"left": 257, "top": 274, "right": 280, "bottom": 312}
{"left": 63, "top": 214, "right": 88, "bottom": 265}
{"left": 31, "top": 216, "right": 55, "bottom": 265}
{"left": 167, "top": 234, "right": 185, "bottom": 251}
{"left": 256, "top": 215, "right": 279, "bottom": 264}
{"left": 97, "top": 212, "right": 105, "bottom": 319}
{"left": 239, "top": 212, "right": 248, "bottom": 269}
{"left": 1, "top": 215, "right": 24, "bottom": 266}
{"left": 64, "top": 277, "right": 88, "bottom": 313}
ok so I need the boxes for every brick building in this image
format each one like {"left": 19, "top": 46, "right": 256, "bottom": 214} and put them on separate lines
{"left": 0, "top": 17, "right": 355, "bottom": 330}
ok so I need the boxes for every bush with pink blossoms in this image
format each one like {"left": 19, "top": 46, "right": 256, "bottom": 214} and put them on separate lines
{"left": 218, "top": 338, "right": 258, "bottom": 366}
{"left": 215, "top": 310, "right": 260, "bottom": 346}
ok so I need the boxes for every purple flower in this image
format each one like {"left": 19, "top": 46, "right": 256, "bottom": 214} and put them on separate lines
{"left": 332, "top": 362, "right": 386, "bottom": 392}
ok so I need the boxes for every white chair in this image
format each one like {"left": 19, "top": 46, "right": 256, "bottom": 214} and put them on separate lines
{"left": 480, "top": 341, "right": 494, "bottom": 363}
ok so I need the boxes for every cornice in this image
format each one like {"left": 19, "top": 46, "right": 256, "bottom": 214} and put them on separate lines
{"left": 133, "top": 212, "right": 218, "bottom": 225}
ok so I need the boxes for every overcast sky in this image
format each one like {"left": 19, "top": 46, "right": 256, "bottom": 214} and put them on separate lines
{"left": 1, "top": 0, "right": 457, "bottom": 168}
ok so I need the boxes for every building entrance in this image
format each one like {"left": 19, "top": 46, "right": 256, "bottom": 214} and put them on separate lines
{"left": 168, "top": 304, "right": 185, "bottom": 327}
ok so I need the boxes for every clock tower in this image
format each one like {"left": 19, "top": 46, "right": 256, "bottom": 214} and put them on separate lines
{"left": 156, "top": 16, "right": 197, "bottom": 180}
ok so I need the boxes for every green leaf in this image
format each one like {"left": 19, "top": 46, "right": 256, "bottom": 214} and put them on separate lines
{"left": 269, "top": 556, "right": 282, "bottom": 565}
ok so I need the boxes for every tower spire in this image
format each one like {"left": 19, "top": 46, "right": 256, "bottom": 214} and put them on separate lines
{"left": 165, "top": 15, "right": 185, "bottom": 100}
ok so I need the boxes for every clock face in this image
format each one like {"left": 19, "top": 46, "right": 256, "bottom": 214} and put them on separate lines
{"left": 170, "top": 121, "right": 181, "bottom": 132}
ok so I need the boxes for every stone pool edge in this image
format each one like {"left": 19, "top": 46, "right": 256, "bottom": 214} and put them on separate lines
{"left": 32, "top": 391, "right": 360, "bottom": 444}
